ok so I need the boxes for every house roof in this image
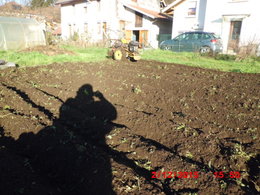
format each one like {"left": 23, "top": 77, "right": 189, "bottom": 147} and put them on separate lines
{"left": 55, "top": 0, "right": 171, "bottom": 19}
{"left": 161, "top": 0, "right": 185, "bottom": 14}
{"left": 56, "top": 0, "right": 98, "bottom": 5}
{"left": 123, "top": 3, "right": 170, "bottom": 19}
{"left": 55, "top": 0, "right": 79, "bottom": 5}
{"left": 163, "top": 0, "right": 175, "bottom": 5}
{"left": 53, "top": 27, "right": 62, "bottom": 35}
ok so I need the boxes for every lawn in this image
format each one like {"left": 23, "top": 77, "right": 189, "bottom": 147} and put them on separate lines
{"left": 0, "top": 45, "right": 260, "bottom": 73}
{"left": 0, "top": 45, "right": 108, "bottom": 67}
{"left": 142, "top": 49, "right": 260, "bottom": 73}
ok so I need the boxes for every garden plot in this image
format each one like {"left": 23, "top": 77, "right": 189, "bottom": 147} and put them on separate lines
{"left": 0, "top": 60, "right": 259, "bottom": 195}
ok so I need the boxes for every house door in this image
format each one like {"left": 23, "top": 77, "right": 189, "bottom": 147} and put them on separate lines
{"left": 125, "top": 30, "right": 148, "bottom": 47}
{"left": 228, "top": 21, "right": 242, "bottom": 52}
{"left": 133, "top": 30, "right": 139, "bottom": 41}
{"left": 139, "top": 30, "right": 148, "bottom": 47}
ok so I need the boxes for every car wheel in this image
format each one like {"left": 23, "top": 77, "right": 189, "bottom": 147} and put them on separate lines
{"left": 161, "top": 45, "right": 170, "bottom": 50}
{"left": 160, "top": 45, "right": 165, "bottom": 50}
{"left": 165, "top": 45, "right": 171, "bottom": 50}
{"left": 200, "top": 46, "right": 212, "bottom": 55}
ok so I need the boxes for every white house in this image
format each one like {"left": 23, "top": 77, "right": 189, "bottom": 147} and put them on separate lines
{"left": 56, "top": 0, "right": 172, "bottom": 48}
{"left": 162, "top": 0, "right": 260, "bottom": 54}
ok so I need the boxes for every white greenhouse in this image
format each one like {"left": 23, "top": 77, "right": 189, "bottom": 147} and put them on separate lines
{"left": 0, "top": 16, "right": 46, "bottom": 50}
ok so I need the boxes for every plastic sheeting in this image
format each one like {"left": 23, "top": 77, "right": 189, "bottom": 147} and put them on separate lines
{"left": 0, "top": 16, "right": 46, "bottom": 50}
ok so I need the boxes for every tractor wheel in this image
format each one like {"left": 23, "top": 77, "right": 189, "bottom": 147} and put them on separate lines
{"left": 113, "top": 49, "right": 123, "bottom": 61}
{"left": 107, "top": 49, "right": 114, "bottom": 58}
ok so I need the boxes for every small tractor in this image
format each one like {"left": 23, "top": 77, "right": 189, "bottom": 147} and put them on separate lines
{"left": 108, "top": 39, "right": 141, "bottom": 61}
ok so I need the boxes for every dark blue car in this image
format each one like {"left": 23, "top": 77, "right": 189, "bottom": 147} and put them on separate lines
{"left": 160, "top": 31, "right": 223, "bottom": 54}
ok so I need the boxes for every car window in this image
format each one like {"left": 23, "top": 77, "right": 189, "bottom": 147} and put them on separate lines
{"left": 184, "top": 33, "right": 193, "bottom": 40}
{"left": 201, "top": 33, "right": 211, "bottom": 39}
{"left": 174, "top": 34, "right": 184, "bottom": 41}
{"left": 191, "top": 33, "right": 202, "bottom": 40}
{"left": 174, "top": 33, "right": 190, "bottom": 41}
{"left": 211, "top": 33, "right": 221, "bottom": 39}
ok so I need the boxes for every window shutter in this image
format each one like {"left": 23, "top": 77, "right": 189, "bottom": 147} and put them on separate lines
{"left": 135, "top": 12, "right": 143, "bottom": 27}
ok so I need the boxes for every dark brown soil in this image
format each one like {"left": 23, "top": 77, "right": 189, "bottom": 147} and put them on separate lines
{"left": 0, "top": 60, "right": 259, "bottom": 195}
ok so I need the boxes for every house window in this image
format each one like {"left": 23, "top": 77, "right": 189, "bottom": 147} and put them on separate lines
{"left": 103, "top": 22, "right": 107, "bottom": 33}
{"left": 187, "top": 1, "right": 197, "bottom": 16}
{"left": 84, "top": 23, "right": 88, "bottom": 33}
{"left": 119, "top": 20, "right": 125, "bottom": 31}
{"left": 160, "top": 0, "right": 166, "bottom": 8}
{"left": 135, "top": 12, "right": 143, "bottom": 27}
{"left": 98, "top": 22, "right": 101, "bottom": 34}
{"left": 98, "top": 1, "right": 101, "bottom": 11}
{"left": 69, "top": 24, "right": 75, "bottom": 37}
{"left": 69, "top": 24, "right": 72, "bottom": 37}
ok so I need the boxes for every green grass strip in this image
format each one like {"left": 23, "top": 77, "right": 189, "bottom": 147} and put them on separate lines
{"left": 1, "top": 45, "right": 260, "bottom": 73}
{"left": 0, "top": 46, "right": 108, "bottom": 67}
{"left": 142, "top": 49, "right": 260, "bottom": 73}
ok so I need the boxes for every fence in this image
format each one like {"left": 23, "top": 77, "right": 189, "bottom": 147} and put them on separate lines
{"left": 157, "top": 34, "right": 172, "bottom": 46}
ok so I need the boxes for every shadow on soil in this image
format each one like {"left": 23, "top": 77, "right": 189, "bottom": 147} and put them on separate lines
{"left": 0, "top": 84, "right": 258, "bottom": 195}
{"left": 0, "top": 84, "right": 117, "bottom": 195}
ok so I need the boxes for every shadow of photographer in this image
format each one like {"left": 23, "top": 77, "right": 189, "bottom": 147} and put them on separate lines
{"left": 0, "top": 84, "right": 116, "bottom": 195}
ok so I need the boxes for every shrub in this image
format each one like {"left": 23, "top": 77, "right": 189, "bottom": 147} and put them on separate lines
{"left": 71, "top": 32, "right": 79, "bottom": 42}
{"left": 251, "top": 56, "right": 260, "bottom": 62}
{"left": 45, "top": 31, "right": 57, "bottom": 45}
{"left": 214, "top": 54, "right": 236, "bottom": 61}
{"left": 237, "top": 43, "right": 259, "bottom": 59}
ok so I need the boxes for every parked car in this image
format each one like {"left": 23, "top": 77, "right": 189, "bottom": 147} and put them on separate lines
{"left": 160, "top": 31, "right": 223, "bottom": 54}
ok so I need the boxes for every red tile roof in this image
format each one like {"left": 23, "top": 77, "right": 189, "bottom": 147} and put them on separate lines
{"left": 53, "top": 27, "right": 61, "bottom": 35}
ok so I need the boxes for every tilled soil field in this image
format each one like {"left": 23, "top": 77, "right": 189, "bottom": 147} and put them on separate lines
{"left": 0, "top": 60, "right": 259, "bottom": 195}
